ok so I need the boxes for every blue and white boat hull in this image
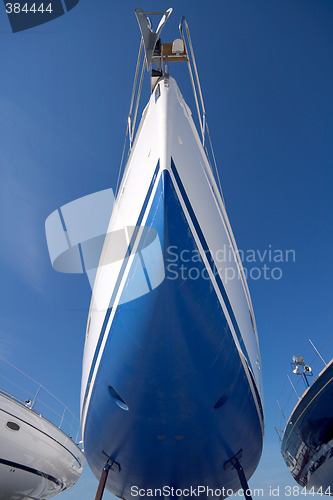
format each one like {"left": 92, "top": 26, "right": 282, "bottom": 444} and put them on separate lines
{"left": 81, "top": 76, "right": 263, "bottom": 498}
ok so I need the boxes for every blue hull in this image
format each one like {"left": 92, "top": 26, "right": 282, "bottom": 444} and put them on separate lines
{"left": 83, "top": 167, "right": 263, "bottom": 498}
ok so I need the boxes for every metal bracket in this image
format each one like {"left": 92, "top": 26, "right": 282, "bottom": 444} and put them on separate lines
{"left": 101, "top": 452, "right": 121, "bottom": 472}
{"left": 135, "top": 8, "right": 173, "bottom": 71}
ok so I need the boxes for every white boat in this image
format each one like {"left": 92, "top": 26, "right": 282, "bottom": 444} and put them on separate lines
{"left": 46, "top": 8, "right": 264, "bottom": 499}
{"left": 0, "top": 359, "right": 85, "bottom": 500}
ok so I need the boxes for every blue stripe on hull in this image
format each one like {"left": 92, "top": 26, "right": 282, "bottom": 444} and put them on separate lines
{"left": 84, "top": 169, "right": 263, "bottom": 499}
{"left": 0, "top": 458, "right": 63, "bottom": 488}
{"left": 170, "top": 160, "right": 253, "bottom": 375}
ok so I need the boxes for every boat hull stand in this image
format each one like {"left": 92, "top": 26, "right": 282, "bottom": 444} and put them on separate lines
{"left": 93, "top": 451, "right": 255, "bottom": 500}
{"left": 94, "top": 457, "right": 120, "bottom": 500}
{"left": 224, "top": 451, "right": 253, "bottom": 500}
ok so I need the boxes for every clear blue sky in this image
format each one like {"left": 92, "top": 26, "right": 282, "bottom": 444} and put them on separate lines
{"left": 1, "top": 1, "right": 333, "bottom": 499}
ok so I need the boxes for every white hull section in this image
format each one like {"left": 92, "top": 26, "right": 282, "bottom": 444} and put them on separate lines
{"left": 81, "top": 76, "right": 263, "bottom": 435}
{"left": 0, "top": 391, "right": 85, "bottom": 500}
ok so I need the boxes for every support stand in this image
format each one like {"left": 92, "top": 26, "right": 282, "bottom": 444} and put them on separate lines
{"left": 94, "top": 455, "right": 120, "bottom": 500}
{"left": 224, "top": 451, "right": 253, "bottom": 500}
{"left": 94, "top": 462, "right": 111, "bottom": 500}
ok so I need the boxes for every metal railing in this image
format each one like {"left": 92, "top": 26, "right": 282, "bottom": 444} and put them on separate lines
{"left": 0, "top": 356, "right": 81, "bottom": 444}
{"left": 115, "top": 12, "right": 226, "bottom": 209}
